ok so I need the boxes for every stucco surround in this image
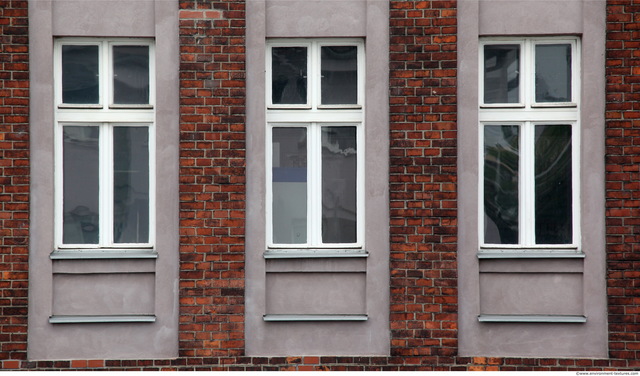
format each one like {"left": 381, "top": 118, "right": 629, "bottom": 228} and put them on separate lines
{"left": 458, "top": 0, "right": 608, "bottom": 357}
{"left": 28, "top": 0, "right": 180, "bottom": 360}
{"left": 245, "top": 0, "right": 390, "bottom": 356}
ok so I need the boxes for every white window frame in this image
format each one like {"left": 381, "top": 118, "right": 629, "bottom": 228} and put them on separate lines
{"left": 54, "top": 38, "right": 156, "bottom": 250}
{"left": 266, "top": 39, "right": 365, "bottom": 249}
{"left": 478, "top": 37, "right": 581, "bottom": 253}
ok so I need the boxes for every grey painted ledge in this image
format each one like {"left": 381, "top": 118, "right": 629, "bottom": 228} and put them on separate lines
{"left": 478, "top": 314, "right": 587, "bottom": 323}
{"left": 49, "top": 315, "right": 157, "bottom": 324}
{"left": 263, "top": 314, "right": 368, "bottom": 322}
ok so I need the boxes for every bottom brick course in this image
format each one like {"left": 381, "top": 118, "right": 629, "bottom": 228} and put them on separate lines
{"left": 2, "top": 357, "right": 639, "bottom": 371}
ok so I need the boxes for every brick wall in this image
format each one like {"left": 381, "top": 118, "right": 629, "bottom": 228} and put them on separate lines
{"left": 178, "top": 0, "right": 247, "bottom": 361}
{"left": 0, "top": 0, "right": 29, "bottom": 367}
{"left": 605, "top": 0, "right": 640, "bottom": 369}
{"left": 3, "top": 0, "right": 640, "bottom": 371}
{"left": 388, "top": 0, "right": 459, "bottom": 368}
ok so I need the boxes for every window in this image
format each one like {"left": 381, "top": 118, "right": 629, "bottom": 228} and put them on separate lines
{"left": 54, "top": 39, "right": 155, "bottom": 249}
{"left": 266, "top": 39, "right": 364, "bottom": 248}
{"left": 479, "top": 37, "right": 579, "bottom": 249}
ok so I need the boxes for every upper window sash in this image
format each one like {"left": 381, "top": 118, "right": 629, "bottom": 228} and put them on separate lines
{"left": 55, "top": 38, "right": 155, "bottom": 110}
{"left": 267, "top": 39, "right": 365, "bottom": 110}
{"left": 480, "top": 38, "right": 580, "bottom": 109}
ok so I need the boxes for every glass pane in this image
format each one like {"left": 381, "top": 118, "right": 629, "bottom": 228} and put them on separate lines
{"left": 321, "top": 46, "right": 358, "bottom": 105}
{"left": 63, "top": 126, "right": 100, "bottom": 244}
{"left": 272, "top": 127, "right": 307, "bottom": 244}
{"left": 484, "top": 125, "right": 519, "bottom": 244}
{"left": 271, "top": 47, "right": 307, "bottom": 105}
{"left": 535, "top": 125, "right": 572, "bottom": 244}
{"left": 113, "top": 45, "right": 150, "bottom": 105}
{"left": 322, "top": 126, "right": 357, "bottom": 243}
{"left": 114, "top": 127, "right": 150, "bottom": 243}
{"left": 62, "top": 45, "right": 99, "bottom": 104}
{"left": 484, "top": 44, "right": 520, "bottom": 104}
{"left": 535, "top": 44, "right": 572, "bottom": 103}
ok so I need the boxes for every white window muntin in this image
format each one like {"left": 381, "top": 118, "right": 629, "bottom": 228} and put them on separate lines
{"left": 55, "top": 121, "right": 156, "bottom": 249}
{"left": 54, "top": 38, "right": 155, "bottom": 109}
{"left": 478, "top": 120, "right": 580, "bottom": 250}
{"left": 267, "top": 39, "right": 364, "bottom": 109}
{"left": 267, "top": 121, "right": 364, "bottom": 249}
{"left": 480, "top": 37, "right": 579, "bottom": 108}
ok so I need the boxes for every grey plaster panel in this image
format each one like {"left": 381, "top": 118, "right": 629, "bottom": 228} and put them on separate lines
{"left": 266, "top": 272, "right": 366, "bottom": 314}
{"left": 479, "top": 273, "right": 583, "bottom": 316}
{"left": 469, "top": 323, "right": 604, "bottom": 358}
{"left": 53, "top": 0, "right": 155, "bottom": 37}
{"left": 254, "top": 321, "right": 380, "bottom": 356}
{"left": 52, "top": 273, "right": 155, "bottom": 316}
{"left": 266, "top": 257, "right": 366, "bottom": 272}
{"left": 266, "top": 0, "right": 366, "bottom": 37}
{"left": 479, "top": 0, "right": 583, "bottom": 36}
{"left": 479, "top": 258, "right": 583, "bottom": 273}
{"left": 52, "top": 259, "right": 156, "bottom": 274}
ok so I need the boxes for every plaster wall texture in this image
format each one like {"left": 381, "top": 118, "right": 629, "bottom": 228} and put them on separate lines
{"left": 245, "top": 0, "right": 390, "bottom": 356}
{"left": 458, "top": 0, "right": 607, "bottom": 358}
{"left": 28, "top": 0, "right": 180, "bottom": 360}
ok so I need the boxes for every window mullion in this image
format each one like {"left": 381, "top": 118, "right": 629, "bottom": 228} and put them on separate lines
{"left": 101, "top": 123, "right": 114, "bottom": 247}
{"left": 310, "top": 42, "right": 318, "bottom": 109}
{"left": 308, "top": 123, "right": 321, "bottom": 246}
{"left": 521, "top": 122, "right": 535, "bottom": 246}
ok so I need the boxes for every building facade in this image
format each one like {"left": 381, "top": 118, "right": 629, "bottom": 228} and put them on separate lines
{"left": 0, "top": 0, "right": 639, "bottom": 370}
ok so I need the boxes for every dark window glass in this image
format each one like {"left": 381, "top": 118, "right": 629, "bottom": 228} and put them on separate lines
{"left": 114, "top": 127, "right": 150, "bottom": 243}
{"left": 535, "top": 125, "right": 572, "bottom": 244}
{"left": 62, "top": 45, "right": 100, "bottom": 104}
{"left": 321, "top": 46, "right": 358, "bottom": 105}
{"left": 272, "top": 127, "right": 307, "bottom": 244}
{"left": 535, "top": 44, "right": 572, "bottom": 103}
{"left": 113, "top": 45, "right": 150, "bottom": 105}
{"left": 484, "top": 44, "right": 520, "bottom": 104}
{"left": 322, "top": 126, "right": 357, "bottom": 243}
{"left": 484, "top": 125, "right": 519, "bottom": 244}
{"left": 272, "top": 47, "right": 307, "bottom": 105}
{"left": 63, "top": 126, "right": 100, "bottom": 244}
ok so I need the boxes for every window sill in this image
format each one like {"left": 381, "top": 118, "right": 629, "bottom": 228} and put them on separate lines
{"left": 263, "top": 314, "right": 368, "bottom": 322}
{"left": 264, "top": 249, "right": 368, "bottom": 259}
{"left": 49, "top": 315, "right": 156, "bottom": 324}
{"left": 477, "top": 251, "right": 585, "bottom": 259}
{"left": 478, "top": 314, "right": 586, "bottom": 323}
{"left": 50, "top": 249, "right": 158, "bottom": 260}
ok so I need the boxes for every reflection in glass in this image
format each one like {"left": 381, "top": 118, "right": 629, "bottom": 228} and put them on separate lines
{"left": 322, "top": 126, "right": 357, "bottom": 243}
{"left": 114, "top": 127, "right": 150, "bottom": 243}
{"left": 484, "top": 44, "right": 520, "bottom": 104}
{"left": 535, "top": 125, "right": 572, "bottom": 244}
{"left": 62, "top": 45, "right": 100, "bottom": 104}
{"left": 272, "top": 128, "right": 307, "bottom": 244}
{"left": 113, "top": 45, "right": 150, "bottom": 105}
{"left": 535, "top": 44, "right": 572, "bottom": 103}
{"left": 272, "top": 47, "right": 307, "bottom": 105}
{"left": 484, "top": 125, "right": 519, "bottom": 244}
{"left": 321, "top": 46, "right": 358, "bottom": 105}
{"left": 63, "top": 126, "right": 100, "bottom": 244}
